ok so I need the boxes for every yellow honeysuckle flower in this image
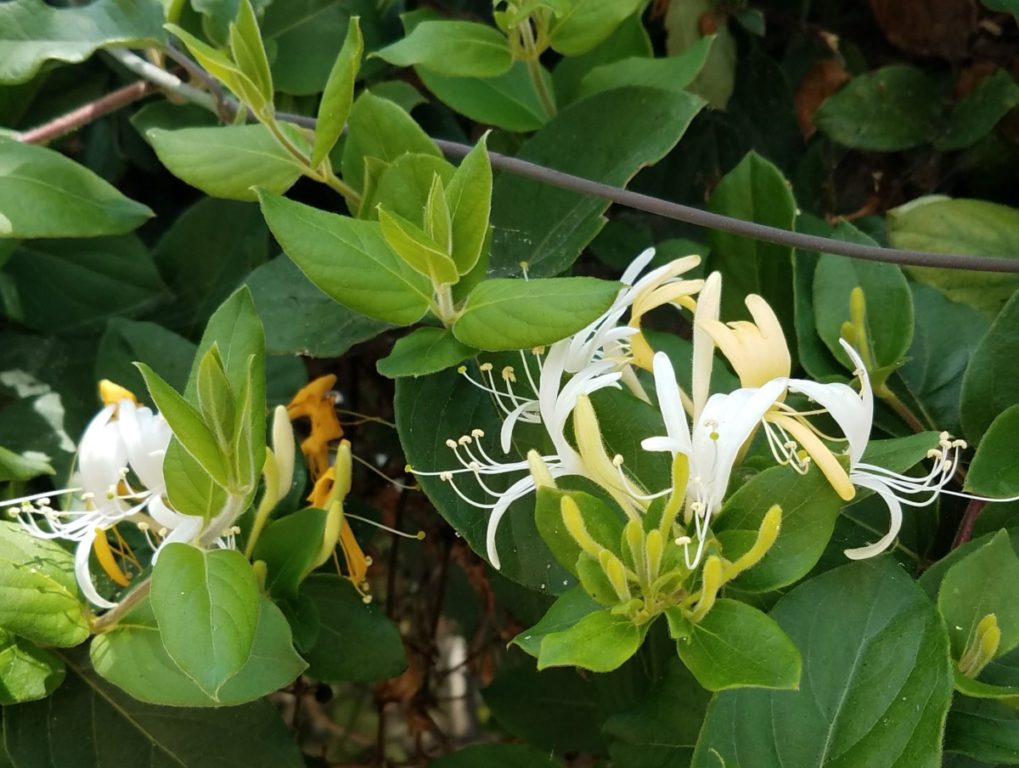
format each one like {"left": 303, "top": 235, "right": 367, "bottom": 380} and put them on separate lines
{"left": 287, "top": 374, "right": 344, "bottom": 479}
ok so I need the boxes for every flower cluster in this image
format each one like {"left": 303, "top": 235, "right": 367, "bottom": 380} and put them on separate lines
{"left": 419, "top": 249, "right": 982, "bottom": 620}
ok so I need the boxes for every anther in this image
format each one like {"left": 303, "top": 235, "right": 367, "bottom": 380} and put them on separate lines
{"left": 612, "top": 454, "right": 625, "bottom": 467}
{"left": 479, "top": 362, "right": 494, "bottom": 372}
{"left": 501, "top": 366, "right": 516, "bottom": 382}
{"left": 445, "top": 439, "right": 458, "bottom": 449}
{"left": 471, "top": 429, "right": 485, "bottom": 438}
{"left": 458, "top": 435, "right": 472, "bottom": 445}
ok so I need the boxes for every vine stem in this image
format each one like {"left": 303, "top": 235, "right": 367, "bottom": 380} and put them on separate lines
{"left": 21, "top": 46, "right": 1019, "bottom": 275}
{"left": 953, "top": 498, "right": 987, "bottom": 549}
{"left": 90, "top": 579, "right": 151, "bottom": 632}
{"left": 17, "top": 80, "right": 155, "bottom": 144}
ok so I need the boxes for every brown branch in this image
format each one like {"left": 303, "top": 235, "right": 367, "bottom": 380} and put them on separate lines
{"left": 953, "top": 498, "right": 987, "bottom": 549}
{"left": 18, "top": 80, "right": 154, "bottom": 144}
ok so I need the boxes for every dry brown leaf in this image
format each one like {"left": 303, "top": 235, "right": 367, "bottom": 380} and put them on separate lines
{"left": 870, "top": 0, "right": 978, "bottom": 60}
{"left": 795, "top": 58, "right": 850, "bottom": 139}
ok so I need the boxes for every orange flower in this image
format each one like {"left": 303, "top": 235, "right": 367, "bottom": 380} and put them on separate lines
{"left": 287, "top": 375, "right": 344, "bottom": 479}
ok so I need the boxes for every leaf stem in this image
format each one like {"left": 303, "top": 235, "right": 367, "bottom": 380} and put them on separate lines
{"left": 91, "top": 579, "right": 151, "bottom": 633}
{"left": 876, "top": 385, "right": 927, "bottom": 434}
{"left": 526, "top": 57, "right": 556, "bottom": 119}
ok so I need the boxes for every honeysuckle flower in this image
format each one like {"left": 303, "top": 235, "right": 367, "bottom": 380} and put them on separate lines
{"left": 642, "top": 352, "right": 787, "bottom": 567}
{"left": 5, "top": 381, "right": 173, "bottom": 608}
{"left": 287, "top": 374, "right": 344, "bottom": 478}
{"left": 787, "top": 339, "right": 969, "bottom": 559}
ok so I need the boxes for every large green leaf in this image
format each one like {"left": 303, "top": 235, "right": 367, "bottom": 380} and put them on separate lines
{"left": 537, "top": 609, "right": 644, "bottom": 672}
{"left": 576, "top": 36, "right": 713, "bottom": 101}
{"left": 937, "top": 69, "right": 1019, "bottom": 151}
{"left": 430, "top": 744, "right": 563, "bottom": 768}
{"left": 152, "top": 198, "right": 269, "bottom": 333}
{"left": 373, "top": 21, "right": 512, "bottom": 77}
{"left": 0, "top": 137, "right": 152, "bottom": 237}
{"left": 0, "top": 522, "right": 88, "bottom": 648}
{"left": 146, "top": 124, "right": 308, "bottom": 202}
{"left": 670, "top": 599, "right": 801, "bottom": 691}
{"left": 245, "top": 255, "right": 388, "bottom": 357}
{"left": 961, "top": 290, "right": 1019, "bottom": 443}
{"left": 887, "top": 197, "right": 1019, "bottom": 318}
{"left": 552, "top": 13, "right": 651, "bottom": 107}
{"left": 415, "top": 62, "right": 551, "bottom": 133}
{"left": 96, "top": 319, "right": 196, "bottom": 404}
{"left": 692, "top": 559, "right": 954, "bottom": 768}
{"left": 0, "top": 0, "right": 164, "bottom": 84}
{"left": 900, "top": 283, "right": 989, "bottom": 436}
{"left": 814, "top": 65, "right": 944, "bottom": 151}
{"left": 395, "top": 366, "right": 570, "bottom": 590}
{"left": 714, "top": 464, "right": 843, "bottom": 593}
{"left": 251, "top": 508, "right": 326, "bottom": 600}
{"left": 150, "top": 544, "right": 262, "bottom": 697}
{"left": 3, "top": 236, "right": 168, "bottom": 334}
{"left": 707, "top": 150, "right": 796, "bottom": 327}
{"left": 376, "top": 327, "right": 476, "bottom": 379}
{"left": 966, "top": 405, "right": 1019, "bottom": 497}
{"left": 938, "top": 530, "right": 1019, "bottom": 660}
{"left": 489, "top": 86, "right": 704, "bottom": 276}
{"left": 300, "top": 575, "right": 407, "bottom": 682}
{"left": 0, "top": 629, "right": 64, "bottom": 705}
{"left": 3, "top": 650, "right": 306, "bottom": 767}
{"left": 547, "top": 0, "right": 645, "bottom": 56}
{"left": 813, "top": 247, "right": 914, "bottom": 371}
{"left": 260, "top": 0, "right": 353, "bottom": 95}
{"left": 452, "top": 277, "right": 620, "bottom": 351}
{"left": 945, "top": 696, "right": 1019, "bottom": 765}
{"left": 258, "top": 190, "right": 433, "bottom": 326}
{"left": 90, "top": 595, "right": 306, "bottom": 707}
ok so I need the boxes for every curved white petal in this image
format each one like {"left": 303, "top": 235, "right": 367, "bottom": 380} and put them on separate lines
{"left": 500, "top": 400, "right": 539, "bottom": 453}
{"left": 74, "top": 531, "right": 117, "bottom": 609}
{"left": 485, "top": 474, "right": 539, "bottom": 569}
{"left": 152, "top": 515, "right": 204, "bottom": 562}
{"left": 843, "top": 474, "right": 903, "bottom": 559}
{"left": 692, "top": 272, "right": 721, "bottom": 420}
{"left": 620, "top": 247, "right": 656, "bottom": 285}
{"left": 650, "top": 352, "right": 692, "bottom": 454}
{"left": 785, "top": 377, "right": 871, "bottom": 463}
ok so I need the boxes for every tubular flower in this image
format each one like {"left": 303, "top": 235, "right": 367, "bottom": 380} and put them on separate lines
{"left": 287, "top": 374, "right": 344, "bottom": 478}
{"left": 5, "top": 381, "right": 174, "bottom": 608}
{"left": 788, "top": 340, "right": 969, "bottom": 559}
{"left": 642, "top": 352, "right": 786, "bottom": 567}
{"left": 412, "top": 250, "right": 701, "bottom": 568}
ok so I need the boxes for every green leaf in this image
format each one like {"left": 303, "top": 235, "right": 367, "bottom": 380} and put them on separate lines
{"left": 707, "top": 150, "right": 796, "bottom": 327}
{"left": 966, "top": 405, "right": 1019, "bottom": 497}
{"left": 3, "top": 650, "right": 306, "bottom": 767}
{"left": 945, "top": 695, "right": 1019, "bottom": 765}
{"left": 714, "top": 464, "right": 843, "bottom": 593}
{"left": 0, "top": 629, "right": 64, "bottom": 705}
{"left": 0, "top": 0, "right": 164, "bottom": 84}
{"left": 146, "top": 124, "right": 308, "bottom": 202}
{"left": 512, "top": 586, "right": 603, "bottom": 657}
{"left": 482, "top": 662, "right": 606, "bottom": 752}
{"left": 887, "top": 197, "right": 1019, "bottom": 318}
{"left": 0, "top": 137, "right": 152, "bottom": 237}
{"left": 341, "top": 91, "right": 440, "bottom": 192}
{"left": 961, "top": 291, "right": 1019, "bottom": 443}
{"left": 90, "top": 595, "right": 306, "bottom": 707}
{"left": 415, "top": 62, "right": 551, "bottom": 132}
{"left": 3, "top": 236, "right": 168, "bottom": 335}
{"left": 311, "top": 16, "right": 363, "bottom": 167}
{"left": 938, "top": 70, "right": 1019, "bottom": 151}
{"left": 378, "top": 206, "right": 459, "bottom": 284}
{"left": 553, "top": 13, "right": 651, "bottom": 106}
{"left": 300, "top": 575, "right": 407, "bottom": 682}
{"left": 395, "top": 367, "right": 571, "bottom": 590}
{"left": 373, "top": 21, "right": 512, "bottom": 77}
{"left": 251, "top": 507, "right": 327, "bottom": 600}
{"left": 161, "top": 437, "right": 229, "bottom": 518}
{"left": 813, "top": 247, "right": 914, "bottom": 371}
{"left": 196, "top": 347, "right": 236, "bottom": 450}
{"left": 430, "top": 744, "right": 563, "bottom": 768}
{"left": 362, "top": 152, "right": 454, "bottom": 223}
{"left": 168, "top": 24, "right": 268, "bottom": 114}
{"left": 692, "top": 559, "right": 954, "bottom": 768}
{"left": 0, "top": 522, "right": 88, "bottom": 648}
{"left": 603, "top": 658, "right": 712, "bottom": 767}
{"left": 814, "top": 65, "right": 945, "bottom": 151}
{"left": 0, "top": 445, "right": 53, "bottom": 483}
{"left": 245, "top": 256, "right": 388, "bottom": 357}
{"left": 446, "top": 137, "right": 492, "bottom": 276}
{"left": 938, "top": 531, "right": 1019, "bottom": 659}
{"left": 548, "top": 0, "right": 645, "bottom": 56}
{"left": 452, "top": 277, "right": 620, "bottom": 351}
{"left": 258, "top": 190, "right": 433, "bottom": 325}
{"left": 150, "top": 544, "right": 262, "bottom": 697}
{"left": 537, "top": 608, "right": 643, "bottom": 672}
{"left": 152, "top": 197, "right": 269, "bottom": 334}
{"left": 376, "top": 327, "right": 475, "bottom": 379}
{"left": 664, "top": 0, "right": 736, "bottom": 108}
{"left": 533, "top": 487, "right": 625, "bottom": 577}
{"left": 228, "top": 0, "right": 273, "bottom": 106}
{"left": 490, "top": 86, "right": 704, "bottom": 276}
{"left": 576, "top": 36, "right": 714, "bottom": 101}
{"left": 136, "top": 363, "right": 231, "bottom": 488}
{"left": 900, "top": 283, "right": 990, "bottom": 437}
{"left": 260, "top": 0, "right": 354, "bottom": 95}
{"left": 670, "top": 599, "right": 801, "bottom": 691}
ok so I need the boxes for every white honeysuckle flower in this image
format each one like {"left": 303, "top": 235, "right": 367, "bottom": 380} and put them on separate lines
{"left": 788, "top": 340, "right": 972, "bottom": 559}
{"left": 6, "top": 394, "right": 174, "bottom": 608}
{"left": 642, "top": 351, "right": 787, "bottom": 567}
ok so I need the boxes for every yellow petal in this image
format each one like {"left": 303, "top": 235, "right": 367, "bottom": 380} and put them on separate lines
{"left": 770, "top": 414, "right": 855, "bottom": 501}
{"left": 99, "top": 380, "right": 138, "bottom": 407}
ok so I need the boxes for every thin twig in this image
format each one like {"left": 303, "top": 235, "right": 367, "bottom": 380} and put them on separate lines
{"left": 104, "top": 46, "right": 1019, "bottom": 274}
{"left": 953, "top": 498, "right": 987, "bottom": 548}
{"left": 18, "top": 80, "right": 154, "bottom": 144}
